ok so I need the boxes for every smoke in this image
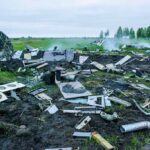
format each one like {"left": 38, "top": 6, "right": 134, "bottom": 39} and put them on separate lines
{"left": 103, "top": 39, "right": 120, "bottom": 51}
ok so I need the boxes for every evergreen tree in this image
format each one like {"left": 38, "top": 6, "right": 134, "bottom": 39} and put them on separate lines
{"left": 137, "top": 28, "right": 142, "bottom": 38}
{"left": 147, "top": 26, "right": 150, "bottom": 38}
{"left": 129, "top": 28, "right": 135, "bottom": 39}
{"left": 123, "top": 27, "right": 130, "bottom": 36}
{"left": 115, "top": 26, "right": 123, "bottom": 38}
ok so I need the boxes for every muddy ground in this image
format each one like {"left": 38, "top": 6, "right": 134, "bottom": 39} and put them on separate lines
{"left": 0, "top": 54, "right": 150, "bottom": 150}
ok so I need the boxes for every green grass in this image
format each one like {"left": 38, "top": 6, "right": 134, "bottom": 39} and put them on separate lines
{"left": 0, "top": 71, "right": 16, "bottom": 83}
{"left": 11, "top": 37, "right": 100, "bottom": 51}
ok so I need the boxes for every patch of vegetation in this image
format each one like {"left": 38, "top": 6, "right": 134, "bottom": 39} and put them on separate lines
{"left": 0, "top": 71, "right": 16, "bottom": 83}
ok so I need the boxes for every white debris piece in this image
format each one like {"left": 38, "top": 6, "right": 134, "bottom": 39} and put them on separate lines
{"left": 131, "top": 83, "right": 150, "bottom": 90}
{"left": 73, "top": 132, "right": 92, "bottom": 138}
{"left": 58, "top": 81, "right": 92, "bottom": 99}
{"left": 12, "top": 51, "right": 23, "bottom": 59}
{"left": 115, "top": 55, "right": 131, "bottom": 66}
{"left": 91, "top": 61, "right": 105, "bottom": 70}
{"left": 79, "top": 56, "right": 89, "bottom": 64}
{"left": 0, "top": 92, "right": 8, "bottom": 102}
{"left": 87, "top": 95, "right": 105, "bottom": 108}
{"left": 0, "top": 82, "right": 25, "bottom": 92}
{"left": 75, "top": 116, "right": 91, "bottom": 130}
{"left": 108, "top": 96, "right": 132, "bottom": 107}
{"left": 45, "top": 104, "right": 58, "bottom": 114}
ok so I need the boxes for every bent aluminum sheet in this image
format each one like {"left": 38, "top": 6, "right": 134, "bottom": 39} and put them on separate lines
{"left": 58, "top": 81, "right": 92, "bottom": 99}
{"left": 0, "top": 82, "right": 25, "bottom": 92}
{"left": 115, "top": 55, "right": 131, "bottom": 66}
{"left": 0, "top": 92, "right": 8, "bottom": 102}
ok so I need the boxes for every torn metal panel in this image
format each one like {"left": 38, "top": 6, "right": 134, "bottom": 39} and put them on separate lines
{"left": 45, "top": 104, "right": 58, "bottom": 114}
{"left": 91, "top": 61, "right": 105, "bottom": 70}
{"left": 79, "top": 56, "right": 89, "bottom": 64}
{"left": 75, "top": 116, "right": 91, "bottom": 130}
{"left": 0, "top": 92, "right": 8, "bottom": 102}
{"left": 87, "top": 95, "right": 105, "bottom": 108}
{"left": 12, "top": 51, "right": 23, "bottom": 59}
{"left": 0, "top": 82, "right": 25, "bottom": 92}
{"left": 58, "top": 81, "right": 92, "bottom": 99}
{"left": 45, "top": 148, "right": 72, "bottom": 150}
{"left": 115, "top": 55, "right": 131, "bottom": 66}
{"left": 73, "top": 132, "right": 92, "bottom": 138}
{"left": 43, "top": 50, "right": 74, "bottom": 62}
{"left": 108, "top": 96, "right": 132, "bottom": 107}
{"left": 30, "top": 88, "right": 47, "bottom": 96}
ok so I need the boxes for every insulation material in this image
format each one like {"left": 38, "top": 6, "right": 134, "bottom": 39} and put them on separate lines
{"left": 24, "top": 53, "right": 31, "bottom": 60}
{"left": 58, "top": 81, "right": 92, "bottom": 99}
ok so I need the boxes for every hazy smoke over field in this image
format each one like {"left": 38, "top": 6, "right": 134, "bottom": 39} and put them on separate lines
{"left": 103, "top": 39, "right": 120, "bottom": 51}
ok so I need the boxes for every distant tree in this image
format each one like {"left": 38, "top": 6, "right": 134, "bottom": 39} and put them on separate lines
{"left": 147, "top": 26, "right": 150, "bottom": 38}
{"left": 105, "top": 30, "right": 109, "bottom": 37}
{"left": 123, "top": 27, "right": 130, "bottom": 36}
{"left": 100, "top": 31, "right": 104, "bottom": 39}
{"left": 115, "top": 26, "right": 123, "bottom": 38}
{"left": 129, "top": 28, "right": 135, "bottom": 39}
{"left": 137, "top": 28, "right": 143, "bottom": 38}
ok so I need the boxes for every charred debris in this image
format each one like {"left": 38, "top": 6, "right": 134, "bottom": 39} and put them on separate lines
{"left": 0, "top": 33, "right": 150, "bottom": 150}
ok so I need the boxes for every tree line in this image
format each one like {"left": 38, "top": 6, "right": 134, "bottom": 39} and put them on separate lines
{"left": 100, "top": 26, "right": 150, "bottom": 39}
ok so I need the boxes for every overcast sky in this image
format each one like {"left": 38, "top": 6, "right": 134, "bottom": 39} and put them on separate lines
{"left": 0, "top": 0, "right": 150, "bottom": 37}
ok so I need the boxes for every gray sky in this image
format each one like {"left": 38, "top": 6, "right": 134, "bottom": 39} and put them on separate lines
{"left": 1, "top": 0, "right": 150, "bottom": 37}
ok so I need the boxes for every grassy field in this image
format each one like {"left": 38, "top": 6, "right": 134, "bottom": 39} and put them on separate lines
{"left": 12, "top": 37, "right": 101, "bottom": 51}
